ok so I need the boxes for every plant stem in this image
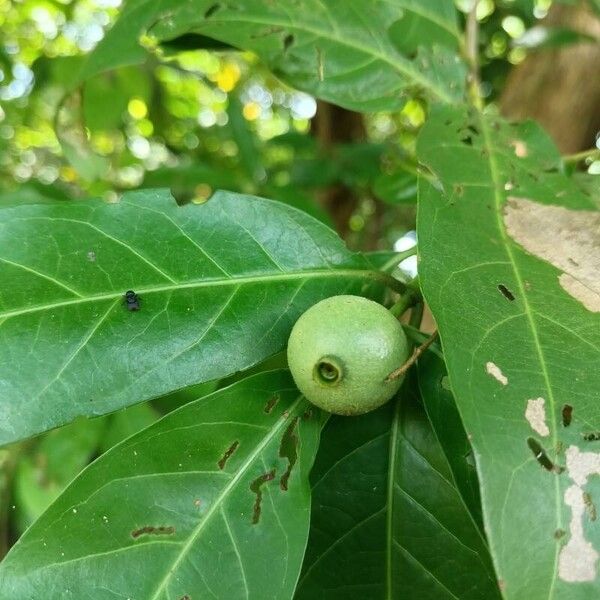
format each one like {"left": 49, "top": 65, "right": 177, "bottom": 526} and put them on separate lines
{"left": 389, "top": 287, "right": 421, "bottom": 318}
{"left": 563, "top": 148, "right": 600, "bottom": 165}
{"left": 380, "top": 247, "right": 417, "bottom": 273}
{"left": 408, "top": 301, "right": 424, "bottom": 329}
{"left": 465, "top": 1, "right": 483, "bottom": 109}
{"left": 386, "top": 330, "right": 439, "bottom": 381}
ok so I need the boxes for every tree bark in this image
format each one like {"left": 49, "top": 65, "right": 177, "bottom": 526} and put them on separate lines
{"left": 500, "top": 2, "right": 600, "bottom": 154}
{"left": 311, "top": 102, "right": 366, "bottom": 236}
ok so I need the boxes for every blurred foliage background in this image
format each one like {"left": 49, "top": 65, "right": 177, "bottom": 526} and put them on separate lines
{"left": 2, "top": 0, "right": 597, "bottom": 246}
{"left": 0, "top": 0, "right": 599, "bottom": 555}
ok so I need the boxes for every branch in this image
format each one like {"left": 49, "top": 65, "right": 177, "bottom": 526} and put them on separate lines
{"left": 386, "top": 330, "right": 438, "bottom": 381}
{"left": 465, "top": 1, "right": 483, "bottom": 108}
{"left": 563, "top": 148, "right": 600, "bottom": 165}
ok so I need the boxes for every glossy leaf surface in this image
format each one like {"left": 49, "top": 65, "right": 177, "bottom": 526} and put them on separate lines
{"left": 418, "top": 105, "right": 600, "bottom": 598}
{"left": 0, "top": 189, "right": 388, "bottom": 444}
{"left": 297, "top": 378, "right": 498, "bottom": 599}
{"left": 418, "top": 350, "right": 484, "bottom": 528}
{"left": 0, "top": 371, "right": 321, "bottom": 599}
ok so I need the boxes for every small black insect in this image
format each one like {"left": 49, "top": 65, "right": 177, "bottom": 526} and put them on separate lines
{"left": 124, "top": 290, "right": 140, "bottom": 311}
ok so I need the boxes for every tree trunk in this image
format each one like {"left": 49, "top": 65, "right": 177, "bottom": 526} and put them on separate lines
{"left": 311, "top": 102, "right": 366, "bottom": 236}
{"left": 500, "top": 1, "right": 600, "bottom": 154}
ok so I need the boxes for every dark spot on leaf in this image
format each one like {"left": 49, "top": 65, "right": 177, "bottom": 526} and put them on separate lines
{"left": 498, "top": 284, "right": 515, "bottom": 301}
{"left": 250, "top": 469, "right": 276, "bottom": 524}
{"left": 279, "top": 417, "right": 299, "bottom": 491}
{"left": 460, "top": 134, "right": 473, "bottom": 146}
{"left": 453, "top": 184, "right": 464, "bottom": 196}
{"left": 180, "top": 596, "right": 191, "bottom": 600}
{"left": 583, "top": 432, "right": 600, "bottom": 442}
{"left": 584, "top": 492, "right": 597, "bottom": 521}
{"left": 527, "top": 438, "right": 564, "bottom": 474}
{"left": 467, "top": 124, "right": 480, "bottom": 136}
{"left": 264, "top": 394, "right": 279, "bottom": 414}
{"left": 543, "top": 166, "right": 559, "bottom": 174}
{"left": 131, "top": 525, "right": 175, "bottom": 539}
{"left": 554, "top": 529, "right": 566, "bottom": 539}
{"left": 562, "top": 404, "right": 573, "bottom": 427}
{"left": 283, "top": 33, "right": 294, "bottom": 51}
{"left": 250, "top": 26, "right": 284, "bottom": 38}
{"left": 204, "top": 3, "right": 221, "bottom": 18}
{"left": 217, "top": 441, "right": 239, "bottom": 470}
{"left": 302, "top": 408, "right": 313, "bottom": 420}
{"left": 567, "top": 257, "right": 580, "bottom": 267}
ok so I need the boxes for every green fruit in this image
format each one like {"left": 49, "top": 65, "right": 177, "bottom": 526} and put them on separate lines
{"left": 287, "top": 295, "right": 409, "bottom": 415}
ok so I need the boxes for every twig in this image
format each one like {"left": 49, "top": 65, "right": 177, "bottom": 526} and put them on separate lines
{"left": 465, "top": 1, "right": 483, "bottom": 109}
{"left": 389, "top": 288, "right": 421, "bottom": 318}
{"left": 563, "top": 148, "right": 600, "bottom": 165}
{"left": 386, "top": 330, "right": 438, "bottom": 381}
{"left": 380, "top": 247, "right": 417, "bottom": 274}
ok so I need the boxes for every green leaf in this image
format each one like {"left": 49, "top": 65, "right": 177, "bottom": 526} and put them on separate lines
{"left": 0, "top": 371, "right": 322, "bottom": 599}
{"left": 82, "top": 0, "right": 466, "bottom": 110}
{"left": 99, "top": 401, "right": 160, "bottom": 453}
{"left": 417, "top": 105, "right": 600, "bottom": 597}
{"left": 13, "top": 417, "right": 107, "bottom": 534}
{"left": 374, "top": 170, "right": 418, "bottom": 204}
{"left": 83, "top": 67, "right": 151, "bottom": 133}
{"left": 573, "top": 173, "right": 600, "bottom": 208}
{"left": 297, "top": 378, "right": 498, "bottom": 599}
{"left": 141, "top": 163, "right": 244, "bottom": 199}
{"left": 418, "top": 351, "right": 484, "bottom": 529}
{"left": 0, "top": 188, "right": 394, "bottom": 445}
{"left": 227, "top": 95, "right": 266, "bottom": 183}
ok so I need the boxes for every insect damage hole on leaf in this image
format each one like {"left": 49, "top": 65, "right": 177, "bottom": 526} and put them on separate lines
{"left": 562, "top": 404, "right": 573, "bottom": 427}
{"left": 279, "top": 417, "right": 299, "bottom": 491}
{"left": 485, "top": 361, "right": 508, "bottom": 386}
{"left": 560, "top": 485, "right": 599, "bottom": 582}
{"left": 250, "top": 469, "right": 276, "bottom": 524}
{"left": 560, "top": 445, "right": 600, "bottom": 581}
{"left": 527, "top": 438, "right": 564, "bottom": 473}
{"left": 283, "top": 34, "right": 294, "bottom": 52}
{"left": 504, "top": 197, "right": 600, "bottom": 313}
{"left": 264, "top": 394, "right": 279, "bottom": 414}
{"left": 497, "top": 284, "right": 515, "bottom": 301}
{"left": 204, "top": 3, "right": 221, "bottom": 18}
{"left": 217, "top": 441, "right": 239, "bottom": 470}
{"left": 525, "top": 397, "right": 550, "bottom": 437}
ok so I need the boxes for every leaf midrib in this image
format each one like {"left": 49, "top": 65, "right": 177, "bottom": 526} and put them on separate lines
{"left": 0, "top": 267, "right": 392, "bottom": 320}
{"left": 147, "top": 394, "right": 306, "bottom": 600}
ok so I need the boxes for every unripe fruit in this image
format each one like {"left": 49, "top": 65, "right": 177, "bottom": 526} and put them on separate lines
{"left": 287, "top": 295, "right": 409, "bottom": 416}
